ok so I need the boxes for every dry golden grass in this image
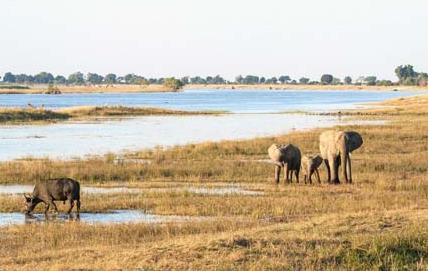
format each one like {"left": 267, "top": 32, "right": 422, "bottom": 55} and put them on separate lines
{"left": 0, "top": 95, "right": 428, "bottom": 270}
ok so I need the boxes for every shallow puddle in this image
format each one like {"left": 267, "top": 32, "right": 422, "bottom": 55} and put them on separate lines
{"left": 0, "top": 210, "right": 194, "bottom": 227}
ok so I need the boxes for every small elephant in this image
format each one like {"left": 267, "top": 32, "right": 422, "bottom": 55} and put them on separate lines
{"left": 268, "top": 144, "right": 301, "bottom": 184}
{"left": 319, "top": 130, "right": 363, "bottom": 184}
{"left": 301, "top": 155, "right": 323, "bottom": 184}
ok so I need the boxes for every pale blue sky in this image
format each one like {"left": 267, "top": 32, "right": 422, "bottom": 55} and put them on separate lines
{"left": 1, "top": 0, "right": 427, "bottom": 80}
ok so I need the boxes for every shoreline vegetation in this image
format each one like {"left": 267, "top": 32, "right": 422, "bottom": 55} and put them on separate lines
{"left": 0, "top": 95, "right": 427, "bottom": 269}
{"left": 1, "top": 83, "right": 428, "bottom": 94}
{"left": 1, "top": 64, "right": 427, "bottom": 94}
{"left": 0, "top": 106, "right": 225, "bottom": 124}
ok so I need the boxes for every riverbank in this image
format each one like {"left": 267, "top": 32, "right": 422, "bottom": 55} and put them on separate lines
{"left": 0, "top": 106, "right": 224, "bottom": 124}
{"left": 1, "top": 83, "right": 427, "bottom": 94}
{"left": 0, "top": 95, "right": 427, "bottom": 270}
{"left": 0, "top": 84, "right": 176, "bottom": 94}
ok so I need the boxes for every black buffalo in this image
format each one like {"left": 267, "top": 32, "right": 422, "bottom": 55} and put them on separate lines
{"left": 24, "top": 178, "right": 81, "bottom": 215}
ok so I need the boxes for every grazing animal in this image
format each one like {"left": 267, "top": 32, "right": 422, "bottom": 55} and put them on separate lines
{"left": 319, "top": 130, "right": 363, "bottom": 184}
{"left": 268, "top": 144, "right": 301, "bottom": 184}
{"left": 301, "top": 155, "right": 323, "bottom": 184}
{"left": 24, "top": 178, "right": 81, "bottom": 215}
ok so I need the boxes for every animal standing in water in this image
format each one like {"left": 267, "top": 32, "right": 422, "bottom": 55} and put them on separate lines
{"left": 24, "top": 177, "right": 81, "bottom": 215}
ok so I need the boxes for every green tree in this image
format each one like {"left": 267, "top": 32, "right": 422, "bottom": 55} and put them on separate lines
{"left": 320, "top": 74, "right": 333, "bottom": 84}
{"left": 87, "top": 73, "right": 104, "bottom": 84}
{"left": 417, "top": 73, "right": 428, "bottom": 86}
{"left": 163, "top": 77, "right": 184, "bottom": 90}
{"left": 15, "top": 74, "right": 33, "bottom": 84}
{"left": 104, "top": 73, "right": 117, "bottom": 84}
{"left": 34, "top": 72, "right": 54, "bottom": 84}
{"left": 395, "top": 65, "right": 417, "bottom": 83}
{"left": 344, "top": 76, "right": 352, "bottom": 84}
{"left": 242, "top": 75, "right": 259, "bottom": 84}
{"left": 364, "top": 76, "right": 377, "bottom": 86}
{"left": 180, "top": 76, "right": 189, "bottom": 85}
{"left": 54, "top": 75, "right": 67, "bottom": 85}
{"left": 299, "top": 77, "right": 310, "bottom": 84}
{"left": 278, "top": 75, "right": 291, "bottom": 84}
{"left": 68, "top": 72, "right": 85, "bottom": 85}
{"left": 235, "top": 75, "right": 243, "bottom": 84}
{"left": 3, "top": 72, "right": 16, "bottom": 83}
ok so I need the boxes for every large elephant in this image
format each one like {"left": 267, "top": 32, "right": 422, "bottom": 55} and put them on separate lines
{"left": 319, "top": 130, "right": 363, "bottom": 184}
{"left": 268, "top": 144, "right": 301, "bottom": 184}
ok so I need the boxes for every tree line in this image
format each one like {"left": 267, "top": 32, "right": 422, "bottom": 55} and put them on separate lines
{"left": 1, "top": 65, "right": 427, "bottom": 86}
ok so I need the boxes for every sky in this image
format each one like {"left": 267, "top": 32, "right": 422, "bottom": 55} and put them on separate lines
{"left": 1, "top": 0, "right": 427, "bottom": 81}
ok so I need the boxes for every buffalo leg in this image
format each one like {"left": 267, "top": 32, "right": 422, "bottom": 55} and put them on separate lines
{"left": 44, "top": 203, "right": 50, "bottom": 214}
{"left": 295, "top": 170, "right": 299, "bottom": 183}
{"left": 67, "top": 199, "right": 74, "bottom": 214}
{"left": 76, "top": 200, "right": 81, "bottom": 214}
{"left": 48, "top": 200, "right": 59, "bottom": 213}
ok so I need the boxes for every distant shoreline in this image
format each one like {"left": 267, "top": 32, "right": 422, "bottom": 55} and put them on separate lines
{"left": 0, "top": 106, "right": 225, "bottom": 125}
{"left": 0, "top": 83, "right": 427, "bottom": 94}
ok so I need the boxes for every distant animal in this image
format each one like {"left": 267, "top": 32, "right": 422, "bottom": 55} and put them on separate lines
{"left": 319, "top": 130, "right": 363, "bottom": 184}
{"left": 24, "top": 178, "right": 81, "bottom": 215}
{"left": 301, "top": 155, "right": 323, "bottom": 184}
{"left": 268, "top": 144, "right": 301, "bottom": 184}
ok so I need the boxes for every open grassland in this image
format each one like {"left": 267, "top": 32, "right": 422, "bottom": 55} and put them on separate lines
{"left": 0, "top": 106, "right": 224, "bottom": 124}
{"left": 0, "top": 95, "right": 428, "bottom": 270}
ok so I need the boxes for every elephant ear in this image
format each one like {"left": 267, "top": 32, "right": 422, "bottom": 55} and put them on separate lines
{"left": 346, "top": 131, "right": 363, "bottom": 152}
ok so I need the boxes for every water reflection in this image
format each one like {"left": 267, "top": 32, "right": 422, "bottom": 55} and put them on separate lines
{"left": 1, "top": 210, "right": 195, "bottom": 227}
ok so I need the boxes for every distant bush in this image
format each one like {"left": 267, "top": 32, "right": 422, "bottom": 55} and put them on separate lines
{"left": 163, "top": 77, "right": 184, "bottom": 91}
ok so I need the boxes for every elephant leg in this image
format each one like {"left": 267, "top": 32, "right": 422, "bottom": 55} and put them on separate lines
{"left": 324, "top": 159, "right": 331, "bottom": 183}
{"left": 328, "top": 156, "right": 339, "bottom": 184}
{"left": 346, "top": 156, "right": 352, "bottom": 184}
{"left": 295, "top": 169, "right": 299, "bottom": 183}
{"left": 274, "top": 165, "right": 281, "bottom": 184}
{"left": 315, "top": 169, "right": 321, "bottom": 184}
{"left": 332, "top": 156, "right": 340, "bottom": 184}
{"left": 284, "top": 165, "right": 290, "bottom": 183}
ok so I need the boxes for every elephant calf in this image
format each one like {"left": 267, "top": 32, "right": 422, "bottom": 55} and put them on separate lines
{"left": 268, "top": 144, "right": 301, "bottom": 184}
{"left": 301, "top": 155, "right": 323, "bottom": 184}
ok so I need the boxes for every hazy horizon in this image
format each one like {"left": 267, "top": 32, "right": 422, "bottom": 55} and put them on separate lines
{"left": 1, "top": 0, "right": 427, "bottom": 81}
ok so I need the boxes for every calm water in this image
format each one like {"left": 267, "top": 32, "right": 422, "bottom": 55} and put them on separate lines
{"left": 0, "top": 89, "right": 417, "bottom": 160}
{"left": 0, "top": 210, "right": 195, "bottom": 227}
{"left": 0, "top": 89, "right": 418, "bottom": 113}
{"left": 0, "top": 114, "right": 377, "bottom": 161}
